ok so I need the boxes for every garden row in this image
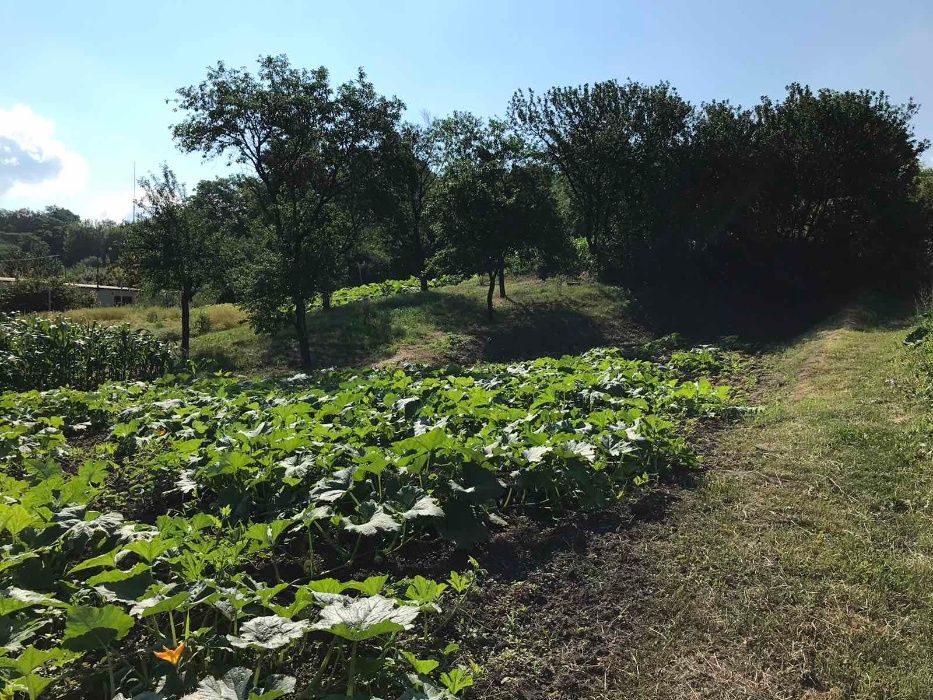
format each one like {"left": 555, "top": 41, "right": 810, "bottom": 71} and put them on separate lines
{"left": 0, "top": 347, "right": 732, "bottom": 698}
{"left": 0, "top": 275, "right": 465, "bottom": 393}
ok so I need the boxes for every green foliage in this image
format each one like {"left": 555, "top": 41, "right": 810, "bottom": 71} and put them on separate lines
{"left": 0, "top": 344, "right": 729, "bottom": 698}
{"left": 512, "top": 80, "right": 929, "bottom": 294}
{"left": 0, "top": 278, "right": 96, "bottom": 314}
{"left": 172, "top": 55, "right": 403, "bottom": 367}
{"left": 510, "top": 79, "right": 692, "bottom": 277}
{"left": 0, "top": 314, "right": 178, "bottom": 391}
{"left": 126, "top": 165, "right": 236, "bottom": 360}
{"left": 328, "top": 275, "right": 461, "bottom": 308}
{"left": 431, "top": 113, "right": 564, "bottom": 314}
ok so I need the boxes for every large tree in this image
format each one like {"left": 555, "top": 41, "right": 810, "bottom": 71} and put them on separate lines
{"left": 509, "top": 79, "right": 692, "bottom": 279}
{"left": 376, "top": 120, "right": 443, "bottom": 291}
{"left": 432, "top": 114, "right": 563, "bottom": 317}
{"left": 171, "top": 55, "right": 402, "bottom": 367}
{"left": 127, "top": 165, "right": 221, "bottom": 360}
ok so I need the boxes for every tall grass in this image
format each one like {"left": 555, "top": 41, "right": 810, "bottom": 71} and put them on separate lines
{"left": 0, "top": 315, "right": 179, "bottom": 391}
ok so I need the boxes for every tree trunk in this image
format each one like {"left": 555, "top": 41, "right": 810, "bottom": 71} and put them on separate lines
{"left": 497, "top": 260, "right": 506, "bottom": 298}
{"left": 419, "top": 272, "right": 429, "bottom": 292}
{"left": 294, "top": 295, "right": 311, "bottom": 368}
{"left": 486, "top": 271, "right": 496, "bottom": 319}
{"left": 321, "top": 291, "right": 332, "bottom": 311}
{"left": 180, "top": 286, "right": 191, "bottom": 362}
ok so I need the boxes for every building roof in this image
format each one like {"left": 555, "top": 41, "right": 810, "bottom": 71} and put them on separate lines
{"left": 0, "top": 277, "right": 140, "bottom": 292}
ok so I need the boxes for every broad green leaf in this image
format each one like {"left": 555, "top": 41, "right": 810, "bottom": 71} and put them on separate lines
{"left": 0, "top": 504, "right": 40, "bottom": 538}
{"left": 9, "top": 645, "right": 80, "bottom": 674}
{"left": 312, "top": 595, "right": 419, "bottom": 641}
{"left": 226, "top": 615, "right": 310, "bottom": 650}
{"left": 405, "top": 576, "right": 447, "bottom": 605}
{"left": 439, "top": 668, "right": 473, "bottom": 694}
{"left": 0, "top": 551, "right": 38, "bottom": 576}
{"left": 248, "top": 675, "right": 295, "bottom": 700}
{"left": 11, "top": 672, "right": 54, "bottom": 700}
{"left": 124, "top": 536, "right": 175, "bottom": 563}
{"left": 69, "top": 549, "right": 120, "bottom": 574}
{"left": 345, "top": 575, "right": 388, "bottom": 596}
{"left": 522, "top": 445, "right": 551, "bottom": 463}
{"left": 181, "top": 666, "right": 251, "bottom": 700}
{"left": 309, "top": 466, "right": 357, "bottom": 503}
{"left": 399, "top": 496, "right": 444, "bottom": 521}
{"left": 401, "top": 650, "right": 439, "bottom": 675}
{"left": 0, "top": 615, "right": 48, "bottom": 653}
{"left": 61, "top": 604, "right": 134, "bottom": 652}
{"left": 130, "top": 590, "right": 190, "bottom": 619}
{"left": 343, "top": 501, "right": 400, "bottom": 536}
{"left": 0, "top": 588, "right": 67, "bottom": 616}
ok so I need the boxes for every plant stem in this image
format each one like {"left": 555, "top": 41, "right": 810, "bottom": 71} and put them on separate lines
{"left": 346, "top": 640, "right": 359, "bottom": 697}
{"left": 106, "top": 650, "right": 116, "bottom": 698}
{"left": 310, "top": 637, "right": 337, "bottom": 690}
{"left": 168, "top": 610, "right": 178, "bottom": 646}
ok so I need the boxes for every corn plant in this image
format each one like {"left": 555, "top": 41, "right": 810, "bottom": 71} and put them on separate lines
{"left": 0, "top": 315, "right": 180, "bottom": 392}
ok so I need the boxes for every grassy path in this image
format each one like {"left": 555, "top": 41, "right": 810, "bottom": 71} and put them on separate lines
{"left": 467, "top": 308, "right": 933, "bottom": 699}
{"left": 625, "top": 310, "right": 933, "bottom": 698}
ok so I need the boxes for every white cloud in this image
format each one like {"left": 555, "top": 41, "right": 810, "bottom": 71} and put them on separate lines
{"left": 0, "top": 104, "right": 89, "bottom": 202}
{"left": 85, "top": 189, "right": 135, "bottom": 223}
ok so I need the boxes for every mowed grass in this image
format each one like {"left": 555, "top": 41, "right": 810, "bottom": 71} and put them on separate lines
{"left": 60, "top": 303, "right": 247, "bottom": 337}
{"left": 58, "top": 277, "right": 645, "bottom": 372}
{"left": 622, "top": 307, "right": 933, "bottom": 698}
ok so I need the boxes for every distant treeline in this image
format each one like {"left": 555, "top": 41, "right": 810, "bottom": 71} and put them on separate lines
{"left": 0, "top": 207, "right": 130, "bottom": 286}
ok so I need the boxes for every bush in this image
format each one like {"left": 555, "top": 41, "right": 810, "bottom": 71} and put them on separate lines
{"left": 0, "top": 277, "right": 96, "bottom": 313}
{"left": 0, "top": 314, "right": 180, "bottom": 391}
{"left": 195, "top": 311, "right": 212, "bottom": 335}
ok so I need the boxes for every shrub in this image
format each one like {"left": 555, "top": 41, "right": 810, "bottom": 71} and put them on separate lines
{"left": 0, "top": 277, "right": 96, "bottom": 313}
{"left": 195, "top": 311, "right": 212, "bottom": 335}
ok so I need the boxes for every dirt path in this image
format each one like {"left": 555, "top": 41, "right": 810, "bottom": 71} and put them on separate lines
{"left": 465, "top": 311, "right": 933, "bottom": 699}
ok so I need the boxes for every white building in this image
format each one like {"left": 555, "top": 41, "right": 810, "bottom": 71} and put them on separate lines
{"left": 0, "top": 278, "right": 140, "bottom": 307}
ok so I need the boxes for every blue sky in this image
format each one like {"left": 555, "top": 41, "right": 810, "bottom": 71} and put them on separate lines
{"left": 1, "top": 0, "right": 931, "bottom": 220}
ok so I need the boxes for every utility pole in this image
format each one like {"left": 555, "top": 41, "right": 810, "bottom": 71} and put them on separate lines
{"left": 132, "top": 161, "right": 137, "bottom": 224}
{"left": 96, "top": 222, "right": 102, "bottom": 289}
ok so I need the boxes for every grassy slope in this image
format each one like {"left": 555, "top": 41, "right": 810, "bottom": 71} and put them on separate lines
{"left": 623, "top": 305, "right": 933, "bottom": 698}
{"left": 60, "top": 277, "right": 646, "bottom": 371}
{"left": 458, "top": 302, "right": 933, "bottom": 699}
{"left": 49, "top": 285, "right": 933, "bottom": 696}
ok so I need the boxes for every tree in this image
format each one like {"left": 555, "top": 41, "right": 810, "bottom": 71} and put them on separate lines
{"left": 432, "top": 114, "right": 563, "bottom": 317}
{"left": 127, "top": 165, "right": 220, "bottom": 360}
{"left": 377, "top": 120, "right": 442, "bottom": 291}
{"left": 188, "top": 175, "right": 257, "bottom": 303}
{"left": 682, "top": 85, "right": 929, "bottom": 296}
{"left": 749, "top": 84, "right": 927, "bottom": 292}
{"left": 509, "top": 80, "right": 693, "bottom": 279}
{"left": 171, "top": 55, "right": 402, "bottom": 367}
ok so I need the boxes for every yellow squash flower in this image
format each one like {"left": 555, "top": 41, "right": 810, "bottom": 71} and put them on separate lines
{"left": 154, "top": 642, "right": 185, "bottom": 666}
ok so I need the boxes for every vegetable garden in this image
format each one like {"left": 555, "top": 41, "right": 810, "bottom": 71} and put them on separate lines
{"left": 0, "top": 343, "right": 731, "bottom": 699}
{"left": 0, "top": 316, "right": 178, "bottom": 392}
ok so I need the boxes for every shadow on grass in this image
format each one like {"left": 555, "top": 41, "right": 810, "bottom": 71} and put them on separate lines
{"left": 190, "top": 278, "right": 923, "bottom": 374}
{"left": 299, "top": 281, "right": 647, "bottom": 367}
{"left": 189, "top": 281, "right": 643, "bottom": 373}
{"left": 631, "top": 281, "right": 921, "bottom": 354}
